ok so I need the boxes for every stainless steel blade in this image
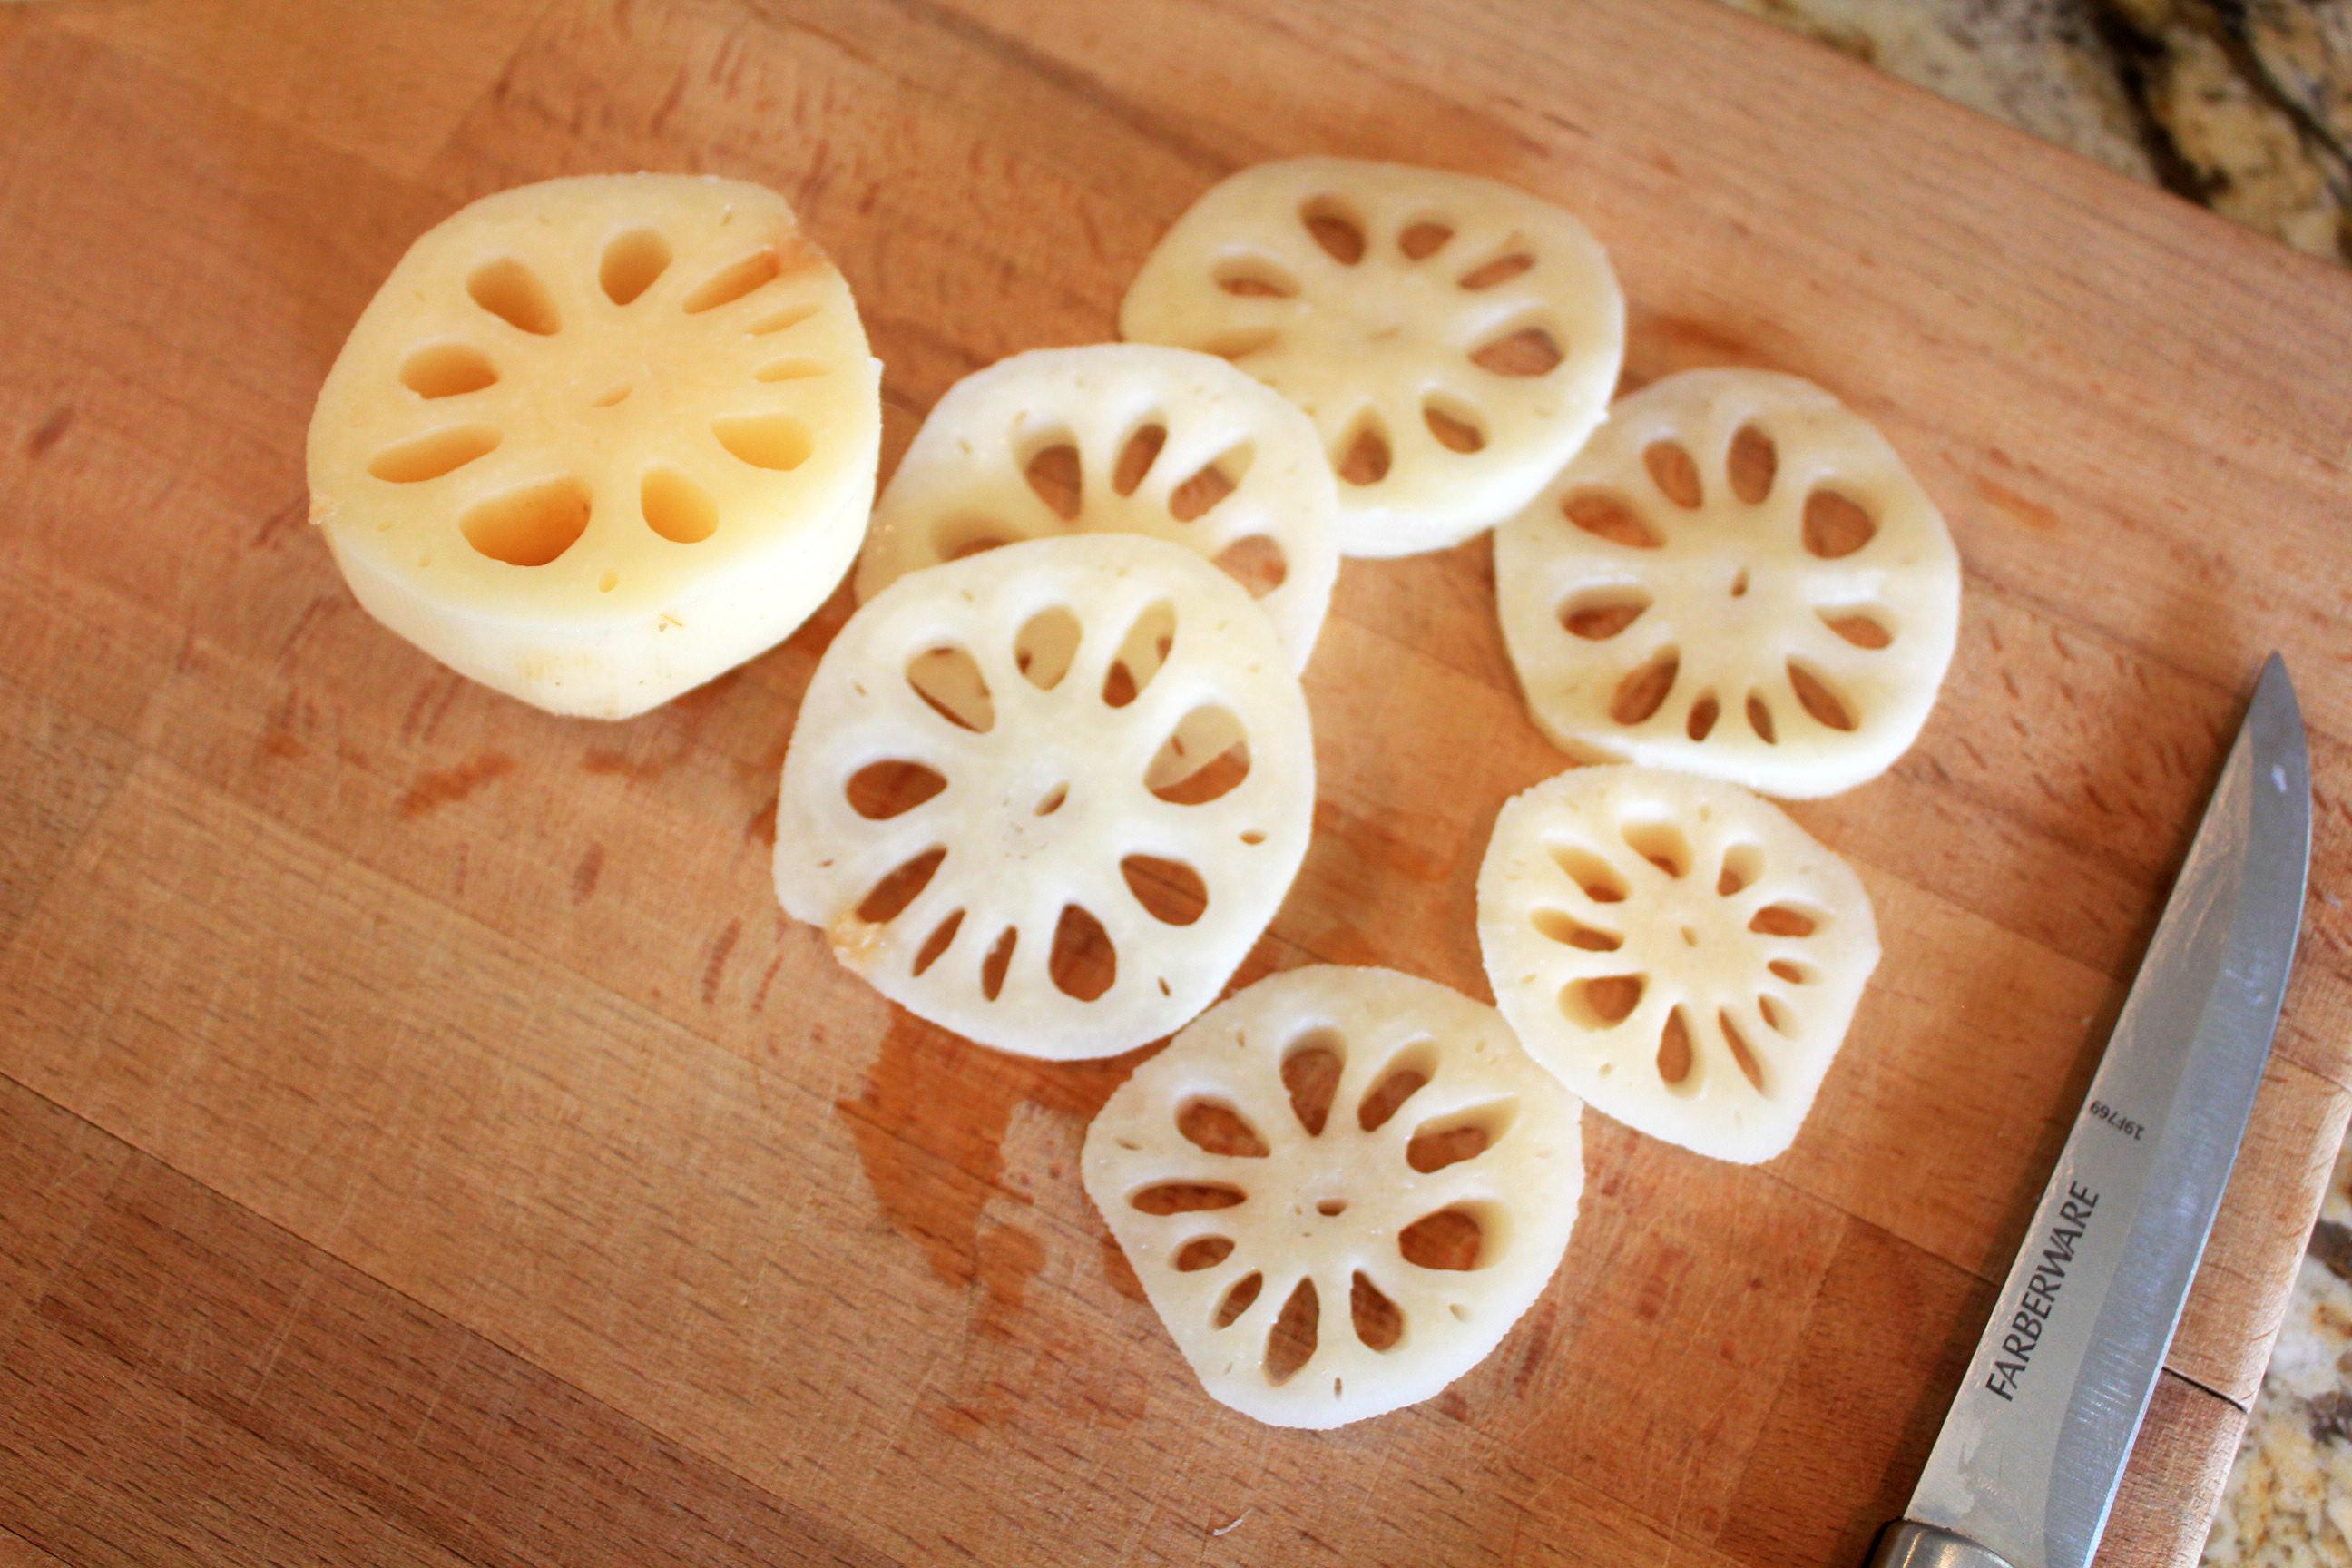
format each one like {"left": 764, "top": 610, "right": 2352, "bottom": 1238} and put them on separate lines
{"left": 1896, "top": 655, "right": 2311, "bottom": 1568}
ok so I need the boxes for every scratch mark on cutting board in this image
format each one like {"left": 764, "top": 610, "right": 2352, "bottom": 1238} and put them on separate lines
{"left": 397, "top": 751, "right": 514, "bottom": 817}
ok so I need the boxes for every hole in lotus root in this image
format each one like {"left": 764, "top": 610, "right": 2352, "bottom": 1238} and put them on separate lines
{"left": 1214, "top": 1270, "right": 1263, "bottom": 1327}
{"left": 1178, "top": 1101, "right": 1269, "bottom": 1158}
{"left": 1750, "top": 904, "right": 1818, "bottom": 938}
{"left": 1351, "top": 1272, "right": 1404, "bottom": 1351}
{"left": 1610, "top": 650, "right": 1680, "bottom": 724}
{"left": 1687, "top": 691, "right": 1720, "bottom": 740}
{"left": 1013, "top": 605, "right": 1081, "bottom": 691}
{"left": 1336, "top": 418, "right": 1391, "bottom": 487}
{"left": 912, "top": 910, "right": 963, "bottom": 976}
{"left": 980, "top": 926, "right": 1017, "bottom": 1001}
{"left": 1549, "top": 844, "right": 1629, "bottom": 903}
{"left": 1644, "top": 442, "right": 1703, "bottom": 507}
{"left": 600, "top": 229, "right": 672, "bottom": 305}
{"left": 1214, "top": 258, "right": 1298, "bottom": 298}
{"left": 399, "top": 343, "right": 497, "bottom": 399}
{"left": 1560, "top": 587, "right": 1651, "bottom": 641}
{"left": 856, "top": 848, "right": 946, "bottom": 924}
{"left": 1048, "top": 905, "right": 1116, "bottom": 1001}
{"left": 370, "top": 426, "right": 501, "bottom": 484}
{"left": 1122, "top": 855, "right": 1208, "bottom": 926}
{"left": 1470, "top": 325, "right": 1563, "bottom": 377}
{"left": 1398, "top": 220, "right": 1454, "bottom": 260}
{"left": 1424, "top": 398, "right": 1486, "bottom": 454}
{"left": 1399, "top": 1207, "right": 1486, "bottom": 1271}
{"left": 1788, "top": 662, "right": 1857, "bottom": 731}
{"left": 1133, "top": 1182, "right": 1247, "bottom": 1216}
{"left": 1458, "top": 250, "right": 1534, "bottom": 289}
{"left": 1281, "top": 1029, "right": 1345, "bottom": 1136}
{"left": 1727, "top": 425, "right": 1777, "bottom": 504}
{"left": 1563, "top": 974, "right": 1645, "bottom": 1028}
{"left": 1533, "top": 909, "right": 1622, "bottom": 952}
{"left": 906, "top": 645, "right": 994, "bottom": 732}
{"left": 1657, "top": 1007, "right": 1696, "bottom": 1086}
{"left": 1720, "top": 1009, "right": 1767, "bottom": 1091}
{"left": 1112, "top": 422, "right": 1167, "bottom": 495}
{"left": 1563, "top": 491, "right": 1661, "bottom": 549}
{"left": 844, "top": 760, "right": 946, "bottom": 820}
{"left": 1820, "top": 609, "right": 1895, "bottom": 649}
{"left": 1406, "top": 1102, "right": 1513, "bottom": 1173}
{"left": 1265, "top": 1279, "right": 1319, "bottom": 1384}
{"left": 1746, "top": 692, "right": 1779, "bottom": 744}
{"left": 1170, "top": 446, "right": 1249, "bottom": 522}
{"left": 1025, "top": 440, "right": 1083, "bottom": 522}
{"left": 1803, "top": 489, "right": 1877, "bottom": 557}
{"left": 1176, "top": 1237, "right": 1236, "bottom": 1271}
{"left": 1357, "top": 1041, "right": 1438, "bottom": 1132}
{"left": 1211, "top": 534, "right": 1288, "bottom": 597}
{"left": 1300, "top": 198, "right": 1367, "bottom": 264}
{"left": 1716, "top": 842, "right": 1765, "bottom": 897}
{"left": 681, "top": 248, "right": 782, "bottom": 313}
{"left": 461, "top": 477, "right": 590, "bottom": 566}
{"left": 467, "top": 258, "right": 560, "bottom": 335}
{"left": 1621, "top": 818, "right": 1693, "bottom": 877}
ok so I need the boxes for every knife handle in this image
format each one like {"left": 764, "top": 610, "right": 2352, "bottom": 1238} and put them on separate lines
{"left": 1865, "top": 1523, "right": 2016, "bottom": 1568}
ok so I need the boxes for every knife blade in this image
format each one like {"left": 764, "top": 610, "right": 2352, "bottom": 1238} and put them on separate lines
{"left": 1867, "top": 653, "right": 2311, "bottom": 1568}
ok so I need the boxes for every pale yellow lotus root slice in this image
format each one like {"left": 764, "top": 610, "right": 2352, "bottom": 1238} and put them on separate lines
{"left": 1477, "top": 766, "right": 1881, "bottom": 1165}
{"left": 306, "top": 173, "right": 882, "bottom": 719}
{"left": 1493, "top": 369, "right": 1960, "bottom": 798}
{"left": 856, "top": 345, "right": 1339, "bottom": 673}
{"left": 1083, "top": 965, "right": 1583, "bottom": 1429}
{"left": 773, "top": 534, "right": 1314, "bottom": 1061}
{"left": 1118, "top": 156, "right": 1625, "bottom": 559}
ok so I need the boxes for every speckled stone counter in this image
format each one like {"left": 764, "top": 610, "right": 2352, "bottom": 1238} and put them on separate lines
{"left": 2201, "top": 1139, "right": 2352, "bottom": 1564}
{"left": 1721, "top": 1, "right": 2352, "bottom": 1556}
{"left": 1720, "top": 0, "right": 2352, "bottom": 262}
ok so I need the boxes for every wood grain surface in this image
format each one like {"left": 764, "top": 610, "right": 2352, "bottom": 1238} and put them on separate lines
{"left": 3, "top": 1, "right": 2349, "bottom": 1564}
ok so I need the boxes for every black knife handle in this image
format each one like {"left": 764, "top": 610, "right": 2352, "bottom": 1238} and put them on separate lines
{"left": 1866, "top": 1523, "right": 2017, "bottom": 1568}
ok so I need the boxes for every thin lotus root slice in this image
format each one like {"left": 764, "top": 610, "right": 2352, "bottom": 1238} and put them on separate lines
{"left": 307, "top": 173, "right": 881, "bottom": 719}
{"left": 1493, "top": 369, "right": 1960, "bottom": 798}
{"left": 856, "top": 345, "right": 1339, "bottom": 673}
{"left": 1083, "top": 965, "right": 1583, "bottom": 1428}
{"left": 1478, "top": 766, "right": 1881, "bottom": 1165}
{"left": 774, "top": 534, "right": 1314, "bottom": 1061}
{"left": 1119, "top": 157, "right": 1624, "bottom": 560}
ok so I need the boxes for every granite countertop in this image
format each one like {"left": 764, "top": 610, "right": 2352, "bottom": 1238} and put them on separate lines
{"left": 1723, "top": 1, "right": 2352, "bottom": 1559}
{"left": 1722, "top": 0, "right": 2352, "bottom": 262}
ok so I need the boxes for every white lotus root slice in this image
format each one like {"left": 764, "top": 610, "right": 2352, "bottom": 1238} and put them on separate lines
{"left": 856, "top": 345, "right": 1339, "bottom": 673}
{"left": 774, "top": 535, "right": 1314, "bottom": 1061}
{"left": 307, "top": 173, "right": 882, "bottom": 718}
{"left": 1478, "top": 766, "right": 1881, "bottom": 1165}
{"left": 1493, "top": 368, "right": 1960, "bottom": 798}
{"left": 1083, "top": 965, "right": 1583, "bottom": 1428}
{"left": 1118, "top": 156, "right": 1624, "bottom": 559}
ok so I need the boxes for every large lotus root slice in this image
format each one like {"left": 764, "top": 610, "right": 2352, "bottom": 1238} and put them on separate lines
{"left": 774, "top": 535, "right": 1314, "bottom": 1060}
{"left": 1493, "top": 369, "right": 1959, "bottom": 797}
{"left": 1084, "top": 965, "right": 1584, "bottom": 1428}
{"left": 307, "top": 173, "right": 881, "bottom": 718}
{"left": 1119, "top": 157, "right": 1624, "bottom": 559}
{"left": 857, "top": 345, "right": 1338, "bottom": 673}
{"left": 1478, "top": 766, "right": 1880, "bottom": 1164}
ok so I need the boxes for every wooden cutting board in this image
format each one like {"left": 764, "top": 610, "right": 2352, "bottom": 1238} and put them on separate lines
{"left": 3, "top": 1, "right": 2348, "bottom": 1563}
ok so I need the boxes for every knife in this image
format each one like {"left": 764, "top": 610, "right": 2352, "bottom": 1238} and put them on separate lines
{"left": 1867, "top": 654, "right": 2311, "bottom": 1568}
